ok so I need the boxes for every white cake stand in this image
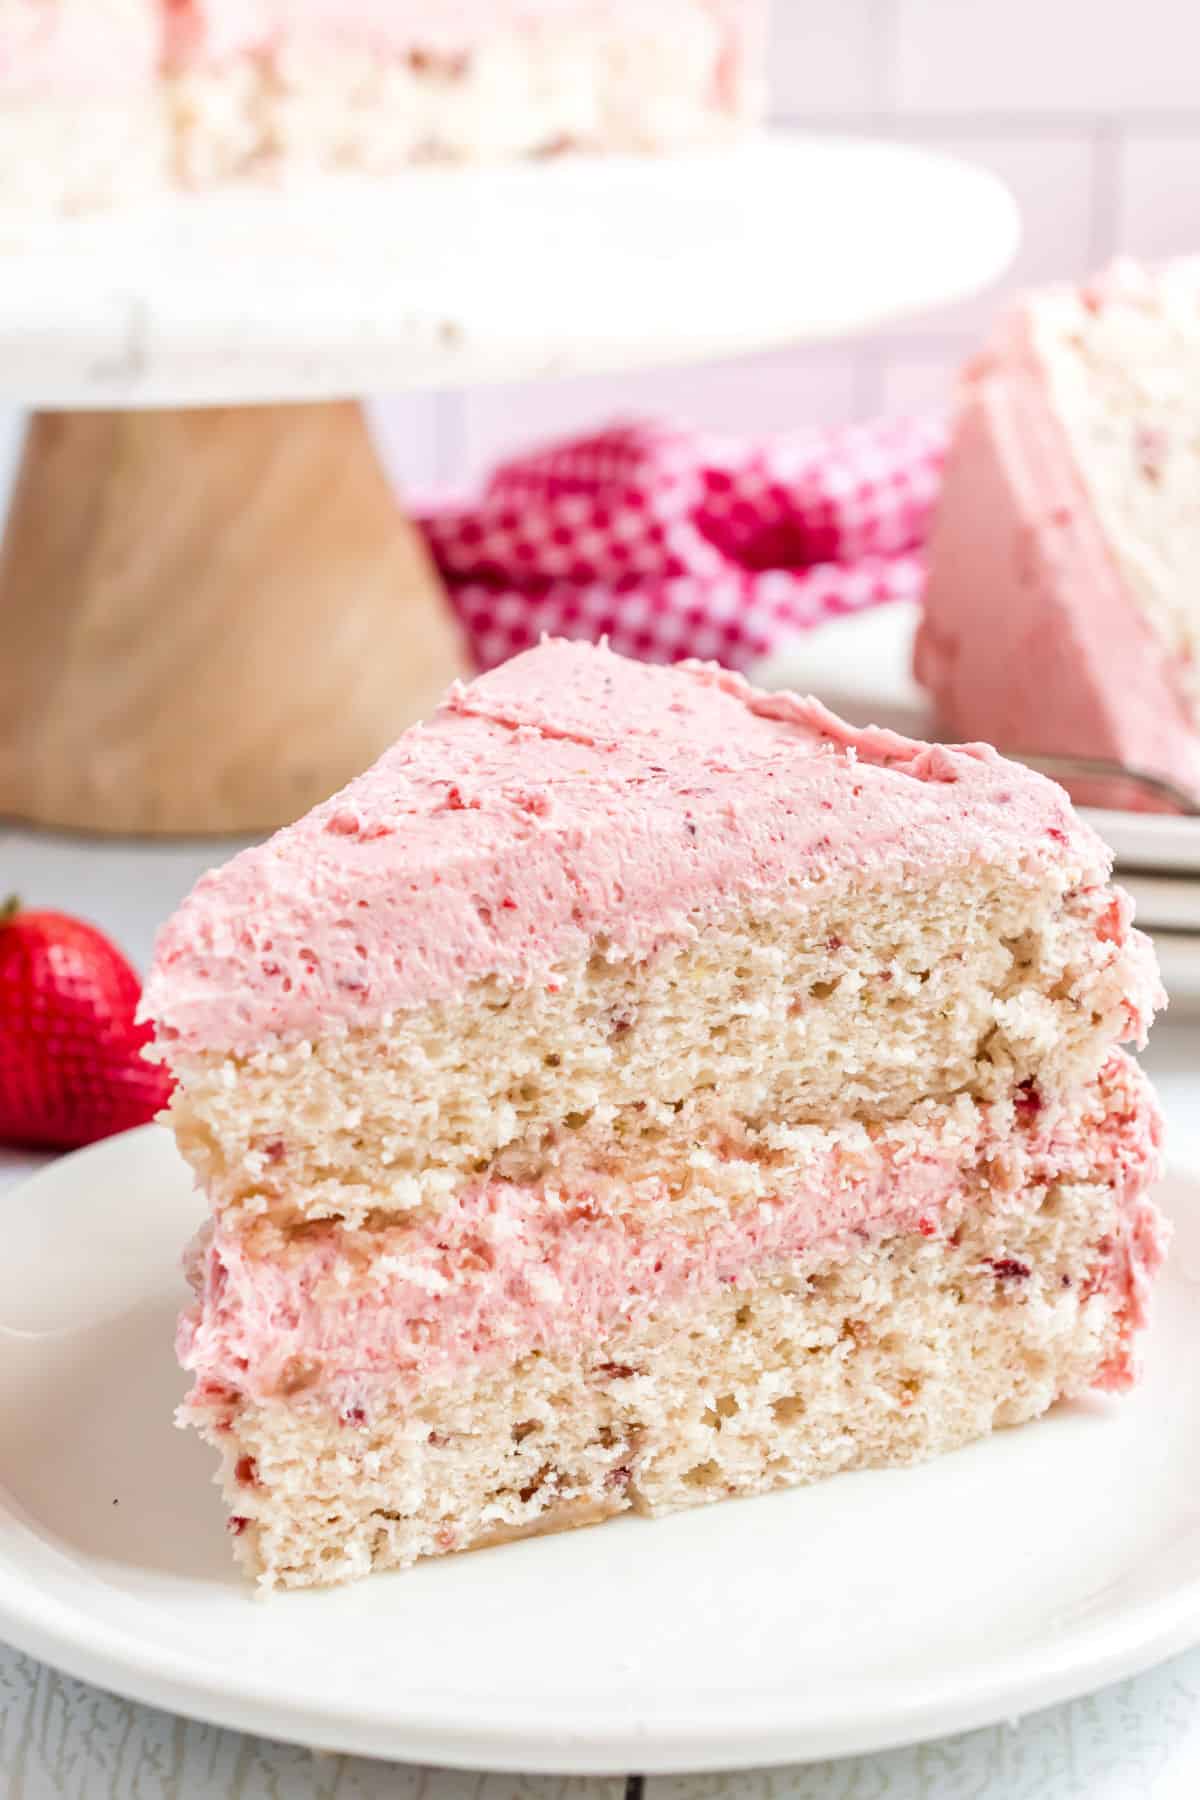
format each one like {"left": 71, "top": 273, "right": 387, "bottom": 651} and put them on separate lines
{"left": 0, "top": 133, "right": 1018, "bottom": 834}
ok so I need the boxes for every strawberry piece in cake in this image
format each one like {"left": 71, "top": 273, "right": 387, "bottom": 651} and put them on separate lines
{"left": 142, "top": 641, "right": 1168, "bottom": 1589}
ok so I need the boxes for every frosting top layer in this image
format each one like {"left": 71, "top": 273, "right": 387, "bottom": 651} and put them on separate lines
{"left": 142, "top": 639, "right": 1110, "bottom": 1056}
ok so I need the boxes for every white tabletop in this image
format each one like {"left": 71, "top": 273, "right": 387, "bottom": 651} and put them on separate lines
{"left": 1, "top": 822, "right": 1197, "bottom": 1800}
{"left": 0, "top": 135, "right": 1019, "bottom": 407}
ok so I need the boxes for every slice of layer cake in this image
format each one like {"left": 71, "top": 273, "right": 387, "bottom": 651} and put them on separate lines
{"left": 0, "top": 0, "right": 169, "bottom": 213}
{"left": 916, "top": 260, "right": 1200, "bottom": 805}
{"left": 165, "top": 1, "right": 766, "bottom": 184}
{"left": 142, "top": 641, "right": 1167, "bottom": 1590}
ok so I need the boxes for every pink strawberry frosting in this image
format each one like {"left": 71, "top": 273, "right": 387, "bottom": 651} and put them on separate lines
{"left": 916, "top": 266, "right": 1200, "bottom": 801}
{"left": 179, "top": 1053, "right": 1166, "bottom": 1410}
{"left": 142, "top": 640, "right": 1124, "bottom": 1058}
{"left": 1, "top": 1, "right": 762, "bottom": 98}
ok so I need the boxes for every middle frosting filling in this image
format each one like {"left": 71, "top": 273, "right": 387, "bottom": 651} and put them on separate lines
{"left": 180, "top": 1052, "right": 1162, "bottom": 1408}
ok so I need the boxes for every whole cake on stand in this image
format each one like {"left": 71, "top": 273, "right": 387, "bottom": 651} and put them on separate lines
{"left": 1, "top": 1, "right": 766, "bottom": 211}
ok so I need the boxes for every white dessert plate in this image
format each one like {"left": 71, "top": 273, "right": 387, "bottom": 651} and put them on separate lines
{"left": 1, "top": 1128, "right": 1199, "bottom": 1774}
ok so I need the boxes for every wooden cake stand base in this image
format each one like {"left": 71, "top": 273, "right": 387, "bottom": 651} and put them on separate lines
{"left": 0, "top": 136, "right": 1020, "bottom": 836}
{"left": 0, "top": 402, "right": 466, "bottom": 835}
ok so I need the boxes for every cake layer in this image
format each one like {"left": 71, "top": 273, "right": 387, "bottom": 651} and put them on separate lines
{"left": 166, "top": 0, "right": 757, "bottom": 68}
{"left": 162, "top": 865, "right": 1157, "bottom": 1229}
{"left": 186, "top": 1159, "right": 1166, "bottom": 1589}
{"left": 167, "top": 1, "right": 762, "bottom": 180}
{"left": 916, "top": 261, "right": 1200, "bottom": 800}
{"left": 179, "top": 1053, "right": 1161, "bottom": 1410}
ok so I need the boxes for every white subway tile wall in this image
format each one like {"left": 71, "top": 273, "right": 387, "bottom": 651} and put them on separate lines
{"left": 2, "top": 1, "right": 1197, "bottom": 504}
{"left": 456, "top": 348, "right": 863, "bottom": 484}
{"left": 1115, "top": 133, "right": 1200, "bottom": 260}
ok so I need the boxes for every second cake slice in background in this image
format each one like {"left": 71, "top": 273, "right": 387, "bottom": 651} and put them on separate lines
{"left": 916, "top": 259, "right": 1200, "bottom": 806}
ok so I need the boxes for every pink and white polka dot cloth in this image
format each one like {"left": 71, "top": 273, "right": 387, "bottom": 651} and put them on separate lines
{"left": 420, "top": 415, "right": 947, "bottom": 672}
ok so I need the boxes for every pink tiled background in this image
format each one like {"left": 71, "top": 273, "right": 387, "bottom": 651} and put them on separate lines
{"left": 1, "top": 0, "right": 1196, "bottom": 501}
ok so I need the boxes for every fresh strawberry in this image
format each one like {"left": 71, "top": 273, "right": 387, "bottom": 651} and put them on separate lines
{"left": 0, "top": 898, "right": 172, "bottom": 1151}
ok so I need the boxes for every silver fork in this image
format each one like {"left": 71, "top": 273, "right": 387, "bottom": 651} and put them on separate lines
{"left": 1007, "top": 751, "right": 1200, "bottom": 818}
